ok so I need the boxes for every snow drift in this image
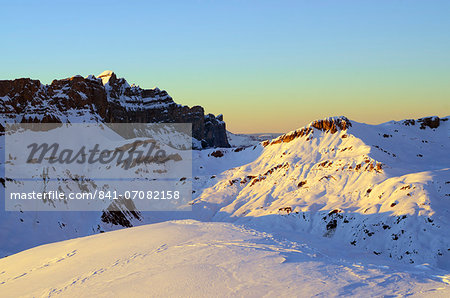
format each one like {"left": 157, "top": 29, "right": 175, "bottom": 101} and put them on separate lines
{"left": 1, "top": 220, "right": 449, "bottom": 297}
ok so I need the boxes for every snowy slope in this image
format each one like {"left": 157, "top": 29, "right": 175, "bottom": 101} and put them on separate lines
{"left": 1, "top": 220, "right": 449, "bottom": 297}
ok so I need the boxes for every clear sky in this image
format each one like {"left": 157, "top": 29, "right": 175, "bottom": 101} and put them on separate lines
{"left": 1, "top": 0, "right": 449, "bottom": 133}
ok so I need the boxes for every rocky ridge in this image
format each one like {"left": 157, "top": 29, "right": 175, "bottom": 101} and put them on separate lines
{"left": 0, "top": 71, "right": 229, "bottom": 148}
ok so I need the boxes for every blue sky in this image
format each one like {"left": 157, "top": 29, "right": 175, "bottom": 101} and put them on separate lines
{"left": 1, "top": 0, "right": 449, "bottom": 132}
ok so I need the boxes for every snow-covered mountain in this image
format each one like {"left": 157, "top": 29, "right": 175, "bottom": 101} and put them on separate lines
{"left": 191, "top": 116, "right": 450, "bottom": 268}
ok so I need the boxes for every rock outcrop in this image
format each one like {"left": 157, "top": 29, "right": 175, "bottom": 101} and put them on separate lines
{"left": 401, "top": 116, "right": 446, "bottom": 130}
{"left": 310, "top": 116, "right": 352, "bottom": 133}
{"left": 262, "top": 116, "right": 351, "bottom": 147}
{"left": 0, "top": 71, "right": 230, "bottom": 148}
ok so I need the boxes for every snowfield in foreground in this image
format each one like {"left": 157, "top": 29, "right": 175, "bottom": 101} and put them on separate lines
{"left": 1, "top": 220, "right": 449, "bottom": 297}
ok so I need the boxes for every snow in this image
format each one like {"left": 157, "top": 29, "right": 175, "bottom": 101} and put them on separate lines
{"left": 52, "top": 89, "right": 69, "bottom": 99}
{"left": 226, "top": 131, "right": 259, "bottom": 147}
{"left": 192, "top": 117, "right": 450, "bottom": 268}
{"left": 1, "top": 220, "right": 449, "bottom": 297}
{"left": 97, "top": 70, "right": 115, "bottom": 85}
{"left": 226, "top": 131, "right": 281, "bottom": 147}
{"left": 98, "top": 71, "right": 173, "bottom": 111}
{"left": 1, "top": 116, "right": 450, "bottom": 296}
{"left": 85, "top": 75, "right": 99, "bottom": 82}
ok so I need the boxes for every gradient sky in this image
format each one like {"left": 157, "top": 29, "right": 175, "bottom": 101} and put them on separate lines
{"left": 1, "top": 0, "right": 449, "bottom": 133}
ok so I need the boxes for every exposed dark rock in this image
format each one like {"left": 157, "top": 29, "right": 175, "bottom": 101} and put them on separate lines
{"left": 262, "top": 127, "right": 313, "bottom": 146}
{"left": 101, "top": 198, "right": 142, "bottom": 227}
{"left": 278, "top": 207, "right": 292, "bottom": 214}
{"left": 328, "top": 209, "right": 342, "bottom": 215}
{"left": 297, "top": 180, "right": 307, "bottom": 188}
{"left": 402, "top": 119, "right": 415, "bottom": 126}
{"left": 417, "top": 116, "right": 440, "bottom": 130}
{"left": 310, "top": 116, "right": 352, "bottom": 133}
{"left": 326, "top": 219, "right": 337, "bottom": 230}
{"left": 210, "top": 150, "right": 224, "bottom": 158}
{"left": 263, "top": 116, "right": 351, "bottom": 147}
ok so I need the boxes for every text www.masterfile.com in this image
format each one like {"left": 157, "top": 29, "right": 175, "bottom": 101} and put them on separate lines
{"left": 9, "top": 190, "right": 182, "bottom": 200}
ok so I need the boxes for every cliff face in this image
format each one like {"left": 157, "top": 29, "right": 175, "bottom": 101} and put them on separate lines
{"left": 0, "top": 71, "right": 230, "bottom": 148}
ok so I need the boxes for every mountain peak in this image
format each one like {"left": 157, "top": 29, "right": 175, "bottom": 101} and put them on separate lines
{"left": 97, "top": 70, "right": 116, "bottom": 85}
{"left": 262, "top": 116, "right": 352, "bottom": 147}
{"left": 308, "top": 116, "right": 352, "bottom": 133}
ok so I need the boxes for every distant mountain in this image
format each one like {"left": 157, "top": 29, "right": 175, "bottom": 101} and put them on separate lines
{"left": 0, "top": 71, "right": 230, "bottom": 148}
{"left": 226, "top": 131, "right": 282, "bottom": 147}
